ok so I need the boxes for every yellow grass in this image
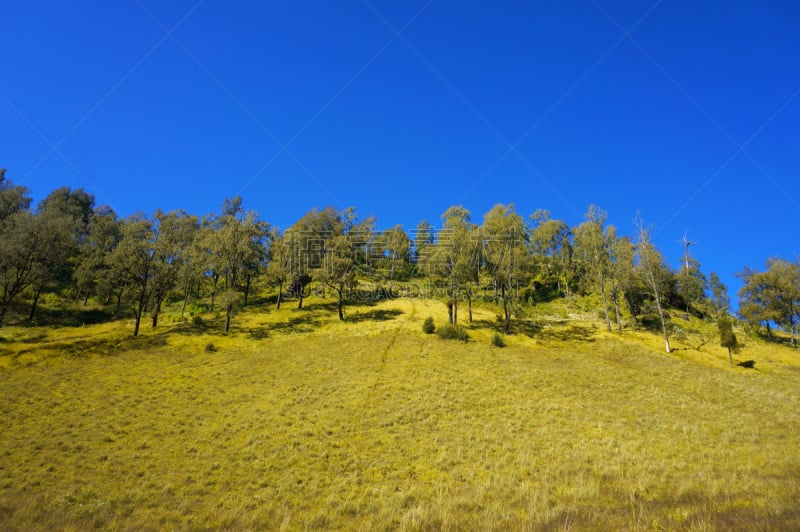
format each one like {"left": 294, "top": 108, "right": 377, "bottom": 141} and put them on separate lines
{"left": 1, "top": 296, "right": 799, "bottom": 530}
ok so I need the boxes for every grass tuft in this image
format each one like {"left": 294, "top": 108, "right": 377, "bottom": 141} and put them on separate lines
{"left": 491, "top": 332, "right": 505, "bottom": 347}
{"left": 436, "top": 324, "right": 469, "bottom": 342}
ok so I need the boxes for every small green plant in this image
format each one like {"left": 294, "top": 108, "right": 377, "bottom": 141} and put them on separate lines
{"left": 491, "top": 332, "right": 505, "bottom": 347}
{"left": 436, "top": 324, "right": 469, "bottom": 342}
{"left": 422, "top": 316, "right": 436, "bottom": 334}
{"left": 204, "top": 342, "right": 217, "bottom": 353}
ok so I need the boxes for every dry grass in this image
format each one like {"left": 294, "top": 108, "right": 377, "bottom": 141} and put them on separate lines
{"left": 1, "top": 295, "right": 799, "bottom": 530}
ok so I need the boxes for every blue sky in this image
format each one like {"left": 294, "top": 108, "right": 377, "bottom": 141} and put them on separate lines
{"left": 2, "top": 1, "right": 799, "bottom": 300}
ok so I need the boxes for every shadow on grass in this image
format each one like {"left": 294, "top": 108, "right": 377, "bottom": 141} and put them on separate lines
{"left": 269, "top": 313, "right": 323, "bottom": 334}
{"left": 347, "top": 309, "right": 403, "bottom": 323}
{"left": 11, "top": 333, "right": 168, "bottom": 360}
{"left": 472, "top": 317, "right": 596, "bottom": 342}
{"left": 31, "top": 307, "right": 114, "bottom": 327}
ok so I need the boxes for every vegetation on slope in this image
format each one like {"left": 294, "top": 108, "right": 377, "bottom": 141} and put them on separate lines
{"left": 1, "top": 295, "right": 799, "bottom": 530}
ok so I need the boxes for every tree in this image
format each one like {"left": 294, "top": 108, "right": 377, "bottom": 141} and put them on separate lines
{"left": 0, "top": 210, "right": 69, "bottom": 326}
{"left": 211, "top": 197, "right": 269, "bottom": 332}
{"left": 605, "top": 225, "right": 625, "bottom": 332}
{"left": 108, "top": 214, "right": 157, "bottom": 337}
{"left": 0, "top": 168, "right": 32, "bottom": 222}
{"left": 574, "top": 205, "right": 612, "bottom": 331}
{"left": 148, "top": 210, "right": 199, "bottom": 327}
{"left": 286, "top": 207, "right": 341, "bottom": 309}
{"left": 635, "top": 213, "right": 671, "bottom": 353}
{"left": 265, "top": 228, "right": 291, "bottom": 310}
{"left": 319, "top": 209, "right": 374, "bottom": 320}
{"left": 708, "top": 272, "right": 730, "bottom": 316}
{"left": 717, "top": 313, "right": 738, "bottom": 367}
{"left": 482, "top": 203, "right": 528, "bottom": 333}
{"left": 436, "top": 206, "right": 478, "bottom": 325}
{"left": 380, "top": 224, "right": 411, "bottom": 293}
{"left": 529, "top": 210, "right": 573, "bottom": 298}
{"left": 676, "top": 233, "right": 707, "bottom": 318}
{"left": 28, "top": 188, "right": 96, "bottom": 320}
{"left": 738, "top": 259, "right": 800, "bottom": 345}
{"left": 74, "top": 205, "right": 121, "bottom": 307}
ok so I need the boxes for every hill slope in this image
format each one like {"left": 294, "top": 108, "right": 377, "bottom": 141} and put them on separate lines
{"left": 1, "top": 297, "right": 799, "bottom": 530}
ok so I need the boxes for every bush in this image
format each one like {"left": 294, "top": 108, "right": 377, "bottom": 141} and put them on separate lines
{"left": 437, "top": 324, "right": 469, "bottom": 342}
{"left": 422, "top": 316, "right": 436, "bottom": 334}
{"left": 204, "top": 342, "right": 217, "bottom": 353}
{"left": 491, "top": 332, "right": 505, "bottom": 348}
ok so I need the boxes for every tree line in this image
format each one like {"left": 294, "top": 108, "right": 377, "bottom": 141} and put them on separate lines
{"left": 1, "top": 169, "right": 798, "bottom": 348}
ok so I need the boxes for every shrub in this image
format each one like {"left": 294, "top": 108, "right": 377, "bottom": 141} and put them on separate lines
{"left": 437, "top": 324, "right": 469, "bottom": 342}
{"left": 422, "top": 316, "right": 436, "bottom": 334}
{"left": 491, "top": 332, "right": 505, "bottom": 348}
{"left": 204, "top": 342, "right": 217, "bottom": 353}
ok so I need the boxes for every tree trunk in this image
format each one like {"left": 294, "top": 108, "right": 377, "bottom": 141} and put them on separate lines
{"left": 29, "top": 285, "right": 42, "bottom": 322}
{"left": 297, "top": 282, "right": 304, "bottom": 309}
{"left": 337, "top": 287, "right": 344, "bottom": 321}
{"left": 210, "top": 275, "right": 219, "bottom": 312}
{"left": 243, "top": 277, "right": 251, "bottom": 306}
{"left": 151, "top": 297, "right": 162, "bottom": 328}
{"left": 276, "top": 279, "right": 283, "bottom": 310}
{"left": 728, "top": 346, "right": 733, "bottom": 367}
{"left": 599, "top": 272, "right": 611, "bottom": 332}
{"left": 115, "top": 288, "right": 124, "bottom": 315}
{"left": 181, "top": 289, "right": 189, "bottom": 316}
{"left": 654, "top": 295, "right": 671, "bottom": 353}
{"left": 502, "top": 284, "right": 511, "bottom": 334}
{"left": 134, "top": 288, "right": 146, "bottom": 337}
{"left": 611, "top": 285, "right": 623, "bottom": 332}
{"left": 0, "top": 301, "right": 9, "bottom": 328}
{"left": 467, "top": 286, "right": 473, "bottom": 324}
{"left": 765, "top": 321, "right": 772, "bottom": 338}
{"left": 83, "top": 292, "right": 90, "bottom": 306}
{"left": 447, "top": 301, "right": 453, "bottom": 325}
{"left": 224, "top": 305, "right": 232, "bottom": 333}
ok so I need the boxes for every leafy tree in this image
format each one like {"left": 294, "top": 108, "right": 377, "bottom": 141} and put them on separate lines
{"left": 0, "top": 211, "right": 69, "bottom": 326}
{"left": 379, "top": 224, "right": 411, "bottom": 293}
{"left": 286, "top": 206, "right": 341, "bottom": 309}
{"left": 212, "top": 197, "right": 269, "bottom": 332}
{"left": 320, "top": 209, "right": 375, "bottom": 320}
{"left": 635, "top": 213, "right": 671, "bottom": 353}
{"left": 529, "top": 210, "right": 573, "bottom": 298}
{"left": 148, "top": 210, "right": 199, "bottom": 327}
{"left": 0, "top": 168, "right": 32, "bottom": 222}
{"left": 436, "top": 206, "right": 479, "bottom": 324}
{"left": 482, "top": 203, "right": 528, "bottom": 333}
{"left": 708, "top": 272, "right": 730, "bottom": 316}
{"left": 676, "top": 237, "right": 707, "bottom": 317}
{"left": 108, "top": 214, "right": 157, "bottom": 337}
{"left": 717, "top": 312, "right": 738, "bottom": 366}
{"left": 265, "top": 228, "right": 291, "bottom": 310}
{"left": 413, "top": 219, "right": 436, "bottom": 288}
{"left": 605, "top": 225, "right": 625, "bottom": 332}
{"left": 74, "top": 205, "right": 121, "bottom": 307}
{"left": 28, "top": 187, "right": 96, "bottom": 319}
{"left": 610, "top": 233, "right": 642, "bottom": 322}
{"left": 574, "top": 205, "right": 612, "bottom": 331}
{"left": 738, "top": 259, "right": 800, "bottom": 345}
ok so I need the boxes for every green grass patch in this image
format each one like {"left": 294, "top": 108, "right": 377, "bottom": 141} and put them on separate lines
{"left": 0, "top": 296, "right": 799, "bottom": 529}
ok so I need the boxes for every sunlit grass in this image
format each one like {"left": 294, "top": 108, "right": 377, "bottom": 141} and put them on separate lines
{"left": 1, "top": 295, "right": 799, "bottom": 529}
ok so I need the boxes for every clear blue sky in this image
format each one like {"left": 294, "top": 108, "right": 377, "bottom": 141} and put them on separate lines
{"left": 2, "top": 1, "right": 799, "bottom": 300}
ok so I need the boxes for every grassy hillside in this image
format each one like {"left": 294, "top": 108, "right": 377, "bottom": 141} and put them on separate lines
{"left": 1, "top": 296, "right": 799, "bottom": 530}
